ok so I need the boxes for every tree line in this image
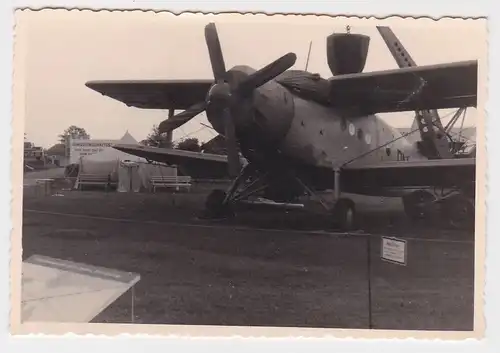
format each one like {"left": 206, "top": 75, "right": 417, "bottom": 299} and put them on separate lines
{"left": 139, "top": 124, "right": 225, "bottom": 155}
{"left": 51, "top": 124, "right": 225, "bottom": 155}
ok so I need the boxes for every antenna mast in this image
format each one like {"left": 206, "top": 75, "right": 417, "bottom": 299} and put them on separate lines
{"left": 305, "top": 41, "right": 312, "bottom": 71}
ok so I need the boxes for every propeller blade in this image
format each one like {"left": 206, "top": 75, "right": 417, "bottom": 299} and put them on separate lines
{"left": 236, "top": 52, "right": 297, "bottom": 95}
{"left": 158, "top": 101, "right": 206, "bottom": 134}
{"left": 222, "top": 108, "right": 241, "bottom": 177}
{"left": 204, "top": 23, "right": 227, "bottom": 81}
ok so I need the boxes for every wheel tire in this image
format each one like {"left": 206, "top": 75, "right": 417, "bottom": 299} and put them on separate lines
{"left": 204, "top": 189, "right": 234, "bottom": 219}
{"left": 333, "top": 198, "right": 357, "bottom": 231}
{"left": 441, "top": 194, "right": 475, "bottom": 230}
{"left": 402, "top": 190, "right": 436, "bottom": 222}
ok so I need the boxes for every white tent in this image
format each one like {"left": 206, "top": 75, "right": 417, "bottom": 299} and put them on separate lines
{"left": 78, "top": 131, "right": 142, "bottom": 176}
{"left": 76, "top": 132, "right": 177, "bottom": 192}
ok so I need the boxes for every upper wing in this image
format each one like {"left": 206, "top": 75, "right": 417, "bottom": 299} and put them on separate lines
{"left": 113, "top": 144, "right": 231, "bottom": 179}
{"left": 85, "top": 80, "right": 214, "bottom": 110}
{"left": 342, "top": 158, "right": 476, "bottom": 192}
{"left": 329, "top": 60, "right": 478, "bottom": 113}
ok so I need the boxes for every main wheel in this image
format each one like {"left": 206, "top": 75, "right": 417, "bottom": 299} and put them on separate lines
{"left": 440, "top": 194, "right": 475, "bottom": 230}
{"left": 332, "top": 198, "right": 357, "bottom": 231}
{"left": 204, "top": 189, "right": 234, "bottom": 219}
{"left": 402, "top": 190, "right": 437, "bottom": 222}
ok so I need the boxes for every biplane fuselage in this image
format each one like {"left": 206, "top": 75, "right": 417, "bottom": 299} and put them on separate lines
{"left": 209, "top": 66, "right": 422, "bottom": 179}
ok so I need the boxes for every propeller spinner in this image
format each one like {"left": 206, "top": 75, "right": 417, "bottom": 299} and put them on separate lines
{"left": 158, "top": 22, "right": 298, "bottom": 177}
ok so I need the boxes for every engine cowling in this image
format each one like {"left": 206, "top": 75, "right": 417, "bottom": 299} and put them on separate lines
{"left": 326, "top": 33, "right": 370, "bottom": 76}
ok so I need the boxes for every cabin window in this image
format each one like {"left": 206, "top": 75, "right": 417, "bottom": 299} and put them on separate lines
{"left": 386, "top": 147, "right": 391, "bottom": 156}
{"left": 341, "top": 119, "right": 347, "bottom": 131}
{"left": 364, "top": 133, "right": 372, "bottom": 145}
{"left": 320, "top": 129, "right": 324, "bottom": 135}
{"left": 301, "top": 120, "right": 305, "bottom": 127}
{"left": 349, "top": 123, "right": 356, "bottom": 136}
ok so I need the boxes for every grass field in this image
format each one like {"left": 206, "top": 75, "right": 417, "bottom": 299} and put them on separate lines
{"left": 20, "top": 185, "right": 475, "bottom": 331}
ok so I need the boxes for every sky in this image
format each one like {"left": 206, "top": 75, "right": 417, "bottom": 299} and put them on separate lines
{"left": 16, "top": 10, "right": 487, "bottom": 148}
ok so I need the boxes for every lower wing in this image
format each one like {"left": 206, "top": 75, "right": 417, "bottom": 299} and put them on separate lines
{"left": 341, "top": 158, "right": 476, "bottom": 194}
{"left": 112, "top": 144, "right": 231, "bottom": 179}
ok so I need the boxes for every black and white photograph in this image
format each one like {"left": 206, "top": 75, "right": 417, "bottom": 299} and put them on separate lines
{"left": 10, "top": 9, "right": 487, "bottom": 338}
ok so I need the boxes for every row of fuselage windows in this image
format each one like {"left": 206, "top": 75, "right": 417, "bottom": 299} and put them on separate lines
{"left": 302, "top": 118, "right": 404, "bottom": 161}
{"left": 343, "top": 120, "right": 405, "bottom": 161}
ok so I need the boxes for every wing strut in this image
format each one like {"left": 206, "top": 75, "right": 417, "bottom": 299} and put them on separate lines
{"left": 376, "top": 26, "right": 454, "bottom": 159}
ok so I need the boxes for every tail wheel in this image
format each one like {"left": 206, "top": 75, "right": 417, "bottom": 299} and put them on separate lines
{"left": 402, "top": 190, "right": 437, "bottom": 221}
{"left": 204, "top": 189, "right": 234, "bottom": 219}
{"left": 333, "top": 198, "right": 357, "bottom": 231}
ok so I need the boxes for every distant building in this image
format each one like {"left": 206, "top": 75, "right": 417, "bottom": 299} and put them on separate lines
{"left": 46, "top": 143, "right": 67, "bottom": 167}
{"left": 24, "top": 141, "right": 46, "bottom": 171}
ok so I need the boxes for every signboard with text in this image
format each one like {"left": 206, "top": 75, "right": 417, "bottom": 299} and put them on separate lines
{"left": 381, "top": 236, "right": 407, "bottom": 266}
{"left": 69, "top": 138, "right": 118, "bottom": 164}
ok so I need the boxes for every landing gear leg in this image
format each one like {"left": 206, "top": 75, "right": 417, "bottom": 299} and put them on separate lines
{"left": 296, "top": 167, "right": 357, "bottom": 231}
{"left": 203, "top": 164, "right": 267, "bottom": 219}
{"left": 332, "top": 168, "right": 357, "bottom": 231}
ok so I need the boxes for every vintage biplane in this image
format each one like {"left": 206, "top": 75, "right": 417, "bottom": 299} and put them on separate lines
{"left": 85, "top": 23, "right": 478, "bottom": 230}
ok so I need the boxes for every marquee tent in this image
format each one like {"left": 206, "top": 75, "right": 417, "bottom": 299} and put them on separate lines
{"left": 75, "top": 132, "right": 177, "bottom": 192}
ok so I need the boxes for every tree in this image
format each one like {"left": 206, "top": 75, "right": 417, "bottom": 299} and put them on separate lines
{"left": 176, "top": 138, "right": 201, "bottom": 152}
{"left": 59, "top": 125, "right": 90, "bottom": 143}
{"left": 141, "top": 125, "right": 173, "bottom": 148}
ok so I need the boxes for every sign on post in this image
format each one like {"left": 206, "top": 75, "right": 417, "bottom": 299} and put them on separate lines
{"left": 381, "top": 236, "right": 407, "bottom": 265}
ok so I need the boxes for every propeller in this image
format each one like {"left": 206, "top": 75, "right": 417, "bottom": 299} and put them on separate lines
{"left": 204, "top": 23, "right": 297, "bottom": 177}
{"left": 158, "top": 22, "right": 298, "bottom": 178}
{"left": 158, "top": 101, "right": 206, "bottom": 133}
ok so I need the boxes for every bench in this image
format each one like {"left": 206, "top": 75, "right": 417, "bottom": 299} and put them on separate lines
{"left": 150, "top": 175, "right": 192, "bottom": 193}
{"left": 78, "top": 174, "right": 116, "bottom": 191}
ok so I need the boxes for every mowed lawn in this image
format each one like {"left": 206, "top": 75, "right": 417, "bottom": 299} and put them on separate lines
{"left": 20, "top": 188, "right": 475, "bottom": 331}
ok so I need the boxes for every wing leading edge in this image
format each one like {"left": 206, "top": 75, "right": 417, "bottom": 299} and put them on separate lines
{"left": 112, "top": 144, "right": 231, "bottom": 179}
{"left": 85, "top": 80, "right": 213, "bottom": 110}
{"left": 85, "top": 61, "right": 477, "bottom": 113}
{"left": 328, "top": 60, "right": 478, "bottom": 113}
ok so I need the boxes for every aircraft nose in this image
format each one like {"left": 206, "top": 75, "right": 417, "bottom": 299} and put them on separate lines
{"left": 205, "top": 66, "right": 295, "bottom": 147}
{"left": 250, "top": 81, "right": 295, "bottom": 145}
